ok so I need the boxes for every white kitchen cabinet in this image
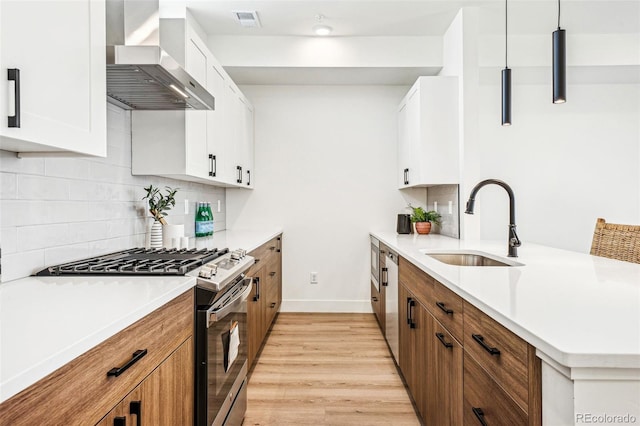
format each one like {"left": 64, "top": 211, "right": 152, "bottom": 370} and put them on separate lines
{"left": 398, "top": 76, "right": 459, "bottom": 188}
{"left": 0, "top": 0, "right": 106, "bottom": 156}
{"left": 131, "top": 19, "right": 254, "bottom": 189}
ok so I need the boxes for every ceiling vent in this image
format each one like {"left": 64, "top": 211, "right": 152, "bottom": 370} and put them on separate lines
{"left": 233, "top": 11, "right": 261, "bottom": 28}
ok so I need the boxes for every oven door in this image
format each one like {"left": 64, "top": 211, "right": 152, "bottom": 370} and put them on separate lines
{"left": 195, "top": 277, "right": 252, "bottom": 426}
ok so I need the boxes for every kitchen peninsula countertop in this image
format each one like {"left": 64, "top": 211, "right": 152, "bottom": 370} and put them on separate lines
{"left": 0, "top": 229, "right": 282, "bottom": 403}
{"left": 371, "top": 231, "right": 640, "bottom": 370}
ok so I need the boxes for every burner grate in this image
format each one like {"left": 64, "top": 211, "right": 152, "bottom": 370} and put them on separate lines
{"left": 36, "top": 247, "right": 229, "bottom": 276}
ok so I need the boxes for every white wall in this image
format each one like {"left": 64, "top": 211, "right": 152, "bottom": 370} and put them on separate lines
{"left": 0, "top": 104, "right": 227, "bottom": 282}
{"left": 226, "top": 85, "right": 414, "bottom": 312}
{"left": 472, "top": 81, "right": 640, "bottom": 252}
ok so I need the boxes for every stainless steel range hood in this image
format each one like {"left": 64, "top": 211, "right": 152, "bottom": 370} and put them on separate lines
{"left": 106, "top": 0, "right": 214, "bottom": 110}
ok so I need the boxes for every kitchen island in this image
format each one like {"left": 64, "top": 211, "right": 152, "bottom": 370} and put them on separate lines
{"left": 0, "top": 229, "right": 281, "bottom": 404}
{"left": 372, "top": 231, "right": 640, "bottom": 425}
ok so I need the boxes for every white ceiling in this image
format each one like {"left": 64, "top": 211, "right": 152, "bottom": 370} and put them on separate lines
{"left": 182, "top": 0, "right": 640, "bottom": 37}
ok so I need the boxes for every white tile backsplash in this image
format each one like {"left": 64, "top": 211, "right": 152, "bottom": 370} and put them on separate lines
{"left": 0, "top": 104, "right": 226, "bottom": 282}
{"left": 426, "top": 184, "right": 460, "bottom": 239}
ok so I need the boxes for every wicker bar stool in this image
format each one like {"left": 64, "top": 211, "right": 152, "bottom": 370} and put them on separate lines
{"left": 590, "top": 218, "right": 640, "bottom": 264}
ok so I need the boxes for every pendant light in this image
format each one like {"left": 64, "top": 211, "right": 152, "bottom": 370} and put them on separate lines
{"left": 552, "top": 0, "right": 566, "bottom": 103}
{"left": 501, "top": 0, "right": 512, "bottom": 126}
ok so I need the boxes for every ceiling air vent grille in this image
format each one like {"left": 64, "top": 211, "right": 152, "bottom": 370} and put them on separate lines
{"left": 233, "top": 11, "right": 261, "bottom": 28}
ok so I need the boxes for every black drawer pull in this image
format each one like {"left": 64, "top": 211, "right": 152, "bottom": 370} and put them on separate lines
{"left": 436, "top": 301, "right": 454, "bottom": 315}
{"left": 381, "top": 267, "right": 388, "bottom": 286}
{"left": 253, "top": 277, "right": 260, "bottom": 301}
{"left": 407, "top": 298, "right": 416, "bottom": 328}
{"left": 8, "top": 69, "right": 20, "bottom": 128}
{"left": 372, "top": 296, "right": 378, "bottom": 302}
{"left": 472, "top": 407, "right": 488, "bottom": 426}
{"left": 436, "top": 332, "right": 453, "bottom": 348}
{"left": 107, "top": 349, "right": 148, "bottom": 377}
{"left": 130, "top": 400, "right": 142, "bottom": 426}
{"left": 472, "top": 334, "right": 501, "bottom": 356}
{"left": 114, "top": 417, "right": 126, "bottom": 426}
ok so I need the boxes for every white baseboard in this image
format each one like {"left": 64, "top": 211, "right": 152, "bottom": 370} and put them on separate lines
{"left": 280, "top": 299, "right": 374, "bottom": 313}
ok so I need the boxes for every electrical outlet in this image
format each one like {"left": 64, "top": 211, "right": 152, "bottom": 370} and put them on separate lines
{"left": 310, "top": 272, "right": 318, "bottom": 284}
{"left": 184, "top": 199, "right": 189, "bottom": 214}
{"left": 217, "top": 200, "right": 221, "bottom": 212}
{"left": 448, "top": 200, "right": 453, "bottom": 214}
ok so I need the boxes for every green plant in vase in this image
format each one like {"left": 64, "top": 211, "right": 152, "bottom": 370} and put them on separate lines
{"left": 142, "top": 185, "right": 178, "bottom": 225}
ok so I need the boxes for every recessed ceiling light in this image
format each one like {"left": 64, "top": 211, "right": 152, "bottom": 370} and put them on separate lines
{"left": 313, "top": 24, "right": 332, "bottom": 36}
{"left": 313, "top": 14, "right": 332, "bottom": 36}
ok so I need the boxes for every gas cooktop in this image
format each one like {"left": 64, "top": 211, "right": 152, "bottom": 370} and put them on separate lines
{"left": 35, "top": 247, "right": 228, "bottom": 276}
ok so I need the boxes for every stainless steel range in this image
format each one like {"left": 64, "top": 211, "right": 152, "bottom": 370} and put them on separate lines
{"left": 35, "top": 247, "right": 255, "bottom": 426}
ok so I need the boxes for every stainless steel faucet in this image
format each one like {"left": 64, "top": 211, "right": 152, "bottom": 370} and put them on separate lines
{"left": 464, "top": 179, "right": 522, "bottom": 257}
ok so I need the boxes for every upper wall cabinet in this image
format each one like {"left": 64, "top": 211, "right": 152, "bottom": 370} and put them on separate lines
{"left": 131, "top": 18, "right": 253, "bottom": 189}
{"left": 0, "top": 0, "right": 106, "bottom": 156}
{"left": 398, "top": 77, "right": 459, "bottom": 189}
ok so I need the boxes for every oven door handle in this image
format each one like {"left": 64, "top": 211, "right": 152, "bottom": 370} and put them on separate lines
{"left": 206, "top": 278, "right": 253, "bottom": 327}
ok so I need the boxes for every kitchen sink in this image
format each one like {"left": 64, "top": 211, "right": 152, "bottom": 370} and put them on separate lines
{"left": 421, "top": 250, "right": 524, "bottom": 267}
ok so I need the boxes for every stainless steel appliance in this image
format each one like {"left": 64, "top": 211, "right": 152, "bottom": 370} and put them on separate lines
{"left": 371, "top": 236, "right": 380, "bottom": 292}
{"left": 35, "top": 247, "right": 255, "bottom": 426}
{"left": 105, "top": 0, "right": 215, "bottom": 110}
{"left": 384, "top": 248, "right": 399, "bottom": 362}
{"left": 193, "top": 250, "right": 254, "bottom": 426}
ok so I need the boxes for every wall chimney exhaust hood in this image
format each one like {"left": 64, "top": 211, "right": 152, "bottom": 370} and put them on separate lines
{"left": 106, "top": 0, "right": 214, "bottom": 110}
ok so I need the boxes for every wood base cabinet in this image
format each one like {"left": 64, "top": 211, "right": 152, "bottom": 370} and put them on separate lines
{"left": 247, "top": 235, "right": 283, "bottom": 369}
{"left": 97, "top": 337, "right": 194, "bottom": 426}
{"left": 0, "top": 291, "right": 194, "bottom": 426}
{"left": 396, "top": 255, "right": 540, "bottom": 425}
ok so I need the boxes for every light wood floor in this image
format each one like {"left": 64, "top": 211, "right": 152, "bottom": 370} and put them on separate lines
{"left": 244, "top": 313, "right": 420, "bottom": 425}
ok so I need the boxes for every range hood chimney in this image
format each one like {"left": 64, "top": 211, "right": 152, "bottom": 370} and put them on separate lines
{"left": 106, "top": 0, "right": 214, "bottom": 110}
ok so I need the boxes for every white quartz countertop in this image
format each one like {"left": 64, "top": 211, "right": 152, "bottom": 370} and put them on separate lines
{"left": 371, "top": 231, "right": 640, "bottom": 370}
{"left": 0, "top": 229, "right": 281, "bottom": 403}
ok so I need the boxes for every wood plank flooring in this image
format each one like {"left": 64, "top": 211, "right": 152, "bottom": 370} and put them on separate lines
{"left": 244, "top": 313, "right": 420, "bottom": 425}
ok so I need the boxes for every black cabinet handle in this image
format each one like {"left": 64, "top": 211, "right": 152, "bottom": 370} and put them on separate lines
{"left": 472, "top": 407, "right": 488, "bottom": 426}
{"left": 253, "top": 277, "right": 260, "bottom": 301}
{"left": 372, "top": 296, "right": 378, "bottom": 302}
{"left": 114, "top": 417, "right": 126, "bottom": 426}
{"left": 407, "top": 298, "right": 416, "bottom": 328}
{"left": 107, "top": 349, "right": 148, "bottom": 377}
{"left": 130, "top": 400, "right": 142, "bottom": 426}
{"left": 436, "top": 332, "right": 453, "bottom": 349}
{"left": 472, "top": 334, "right": 501, "bottom": 356}
{"left": 208, "top": 154, "right": 216, "bottom": 177}
{"left": 236, "top": 166, "right": 243, "bottom": 183}
{"left": 381, "top": 267, "right": 388, "bottom": 286}
{"left": 8, "top": 69, "right": 20, "bottom": 128}
{"left": 436, "top": 301, "right": 454, "bottom": 315}
{"left": 403, "top": 168, "right": 410, "bottom": 185}
{"left": 276, "top": 236, "right": 281, "bottom": 252}
{"left": 247, "top": 170, "right": 251, "bottom": 186}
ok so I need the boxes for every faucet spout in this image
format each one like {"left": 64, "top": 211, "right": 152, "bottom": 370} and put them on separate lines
{"left": 464, "top": 179, "right": 521, "bottom": 258}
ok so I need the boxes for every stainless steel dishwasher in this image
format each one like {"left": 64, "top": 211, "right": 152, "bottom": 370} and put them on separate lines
{"left": 384, "top": 248, "right": 399, "bottom": 362}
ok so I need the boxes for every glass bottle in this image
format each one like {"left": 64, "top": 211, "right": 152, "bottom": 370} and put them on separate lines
{"left": 195, "top": 202, "right": 207, "bottom": 238}
{"left": 206, "top": 202, "right": 214, "bottom": 236}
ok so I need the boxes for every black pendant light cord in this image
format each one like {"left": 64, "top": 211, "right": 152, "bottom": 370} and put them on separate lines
{"left": 557, "top": 0, "right": 561, "bottom": 29}
{"left": 505, "top": 0, "right": 508, "bottom": 68}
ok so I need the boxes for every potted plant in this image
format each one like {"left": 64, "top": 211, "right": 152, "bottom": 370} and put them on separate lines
{"left": 408, "top": 204, "right": 442, "bottom": 235}
{"left": 143, "top": 185, "right": 178, "bottom": 247}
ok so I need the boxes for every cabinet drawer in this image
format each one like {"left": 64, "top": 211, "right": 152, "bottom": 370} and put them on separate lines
{"left": 398, "top": 256, "right": 433, "bottom": 308}
{"left": 430, "top": 279, "right": 464, "bottom": 343}
{"left": 463, "top": 301, "right": 529, "bottom": 412}
{"left": 463, "top": 352, "right": 527, "bottom": 426}
{"left": 0, "top": 290, "right": 193, "bottom": 426}
{"left": 249, "top": 236, "right": 280, "bottom": 266}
